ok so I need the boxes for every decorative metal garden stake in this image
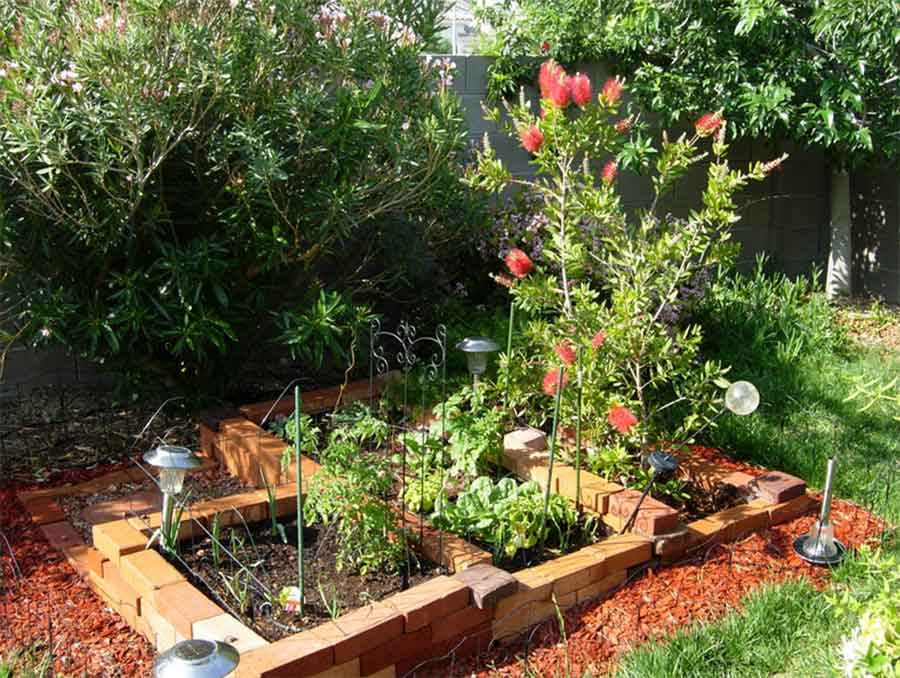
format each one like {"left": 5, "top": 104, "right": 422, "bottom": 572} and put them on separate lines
{"left": 456, "top": 337, "right": 500, "bottom": 391}
{"left": 294, "top": 385, "right": 305, "bottom": 616}
{"left": 574, "top": 348, "right": 584, "bottom": 513}
{"left": 153, "top": 639, "right": 239, "bottom": 678}
{"left": 143, "top": 444, "right": 202, "bottom": 553}
{"left": 619, "top": 450, "right": 679, "bottom": 535}
{"left": 542, "top": 365, "right": 565, "bottom": 529}
{"left": 793, "top": 457, "right": 845, "bottom": 566}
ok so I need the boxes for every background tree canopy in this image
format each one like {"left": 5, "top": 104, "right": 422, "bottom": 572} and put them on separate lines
{"left": 0, "top": 0, "right": 483, "bottom": 395}
{"left": 478, "top": 0, "right": 900, "bottom": 167}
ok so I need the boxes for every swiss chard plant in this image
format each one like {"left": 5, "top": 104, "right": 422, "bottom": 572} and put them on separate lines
{"left": 433, "top": 475, "right": 581, "bottom": 562}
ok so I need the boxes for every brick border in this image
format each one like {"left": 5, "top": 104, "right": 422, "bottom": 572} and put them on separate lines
{"left": 22, "top": 382, "right": 819, "bottom": 678}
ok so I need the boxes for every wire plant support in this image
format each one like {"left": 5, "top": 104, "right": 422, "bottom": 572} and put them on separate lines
{"left": 368, "top": 319, "right": 448, "bottom": 587}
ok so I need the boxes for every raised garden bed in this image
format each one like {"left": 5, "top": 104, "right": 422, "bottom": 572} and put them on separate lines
{"left": 18, "top": 376, "right": 820, "bottom": 678}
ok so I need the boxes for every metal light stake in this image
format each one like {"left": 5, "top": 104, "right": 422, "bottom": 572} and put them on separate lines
{"left": 619, "top": 450, "right": 679, "bottom": 534}
{"left": 153, "top": 639, "right": 239, "bottom": 678}
{"left": 143, "top": 444, "right": 203, "bottom": 553}
{"left": 541, "top": 365, "right": 565, "bottom": 530}
{"left": 456, "top": 337, "right": 500, "bottom": 391}
{"left": 793, "top": 457, "right": 846, "bottom": 566}
{"left": 294, "top": 385, "right": 305, "bottom": 616}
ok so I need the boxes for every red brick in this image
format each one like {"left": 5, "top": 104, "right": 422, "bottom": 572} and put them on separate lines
{"left": 152, "top": 581, "right": 223, "bottom": 640}
{"left": 119, "top": 549, "right": 185, "bottom": 602}
{"left": 385, "top": 576, "right": 469, "bottom": 631}
{"left": 582, "top": 534, "right": 653, "bottom": 574}
{"left": 579, "top": 478, "right": 623, "bottom": 514}
{"left": 59, "top": 543, "right": 92, "bottom": 579}
{"left": 768, "top": 492, "right": 817, "bottom": 524}
{"left": 238, "top": 632, "right": 334, "bottom": 678}
{"left": 752, "top": 471, "right": 806, "bottom": 504}
{"left": 39, "top": 520, "right": 84, "bottom": 551}
{"left": 92, "top": 520, "right": 148, "bottom": 566}
{"left": 97, "top": 560, "right": 141, "bottom": 625}
{"left": 608, "top": 489, "right": 679, "bottom": 535}
{"left": 193, "top": 613, "right": 267, "bottom": 654}
{"left": 431, "top": 605, "right": 492, "bottom": 644}
{"left": 86, "top": 548, "right": 107, "bottom": 577}
{"left": 359, "top": 626, "right": 431, "bottom": 676}
{"left": 310, "top": 602, "right": 404, "bottom": 665}
{"left": 23, "top": 496, "right": 66, "bottom": 525}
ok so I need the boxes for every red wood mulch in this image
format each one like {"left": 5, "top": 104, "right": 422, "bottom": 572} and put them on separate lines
{"left": 438, "top": 448, "right": 888, "bottom": 678}
{"left": 1, "top": 463, "right": 156, "bottom": 678}
{"left": 0, "top": 451, "right": 889, "bottom": 678}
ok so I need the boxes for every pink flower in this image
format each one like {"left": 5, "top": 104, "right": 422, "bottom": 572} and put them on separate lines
{"left": 505, "top": 248, "right": 534, "bottom": 279}
{"left": 542, "top": 368, "right": 568, "bottom": 396}
{"left": 601, "top": 160, "right": 618, "bottom": 185}
{"left": 614, "top": 116, "right": 633, "bottom": 133}
{"left": 591, "top": 330, "right": 605, "bottom": 349}
{"left": 608, "top": 406, "right": 638, "bottom": 434}
{"left": 601, "top": 77, "right": 623, "bottom": 106}
{"left": 695, "top": 112, "right": 724, "bottom": 137}
{"left": 519, "top": 125, "right": 544, "bottom": 154}
{"left": 569, "top": 73, "right": 592, "bottom": 108}
{"left": 547, "top": 75, "right": 570, "bottom": 108}
{"left": 554, "top": 340, "right": 577, "bottom": 365}
{"left": 541, "top": 41, "right": 551, "bottom": 53}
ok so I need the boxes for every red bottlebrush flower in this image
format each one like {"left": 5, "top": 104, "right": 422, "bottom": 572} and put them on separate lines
{"left": 569, "top": 72, "right": 592, "bottom": 108}
{"left": 591, "top": 330, "right": 605, "bottom": 349}
{"left": 505, "top": 248, "right": 534, "bottom": 279}
{"left": 541, "top": 40, "right": 551, "bottom": 53}
{"left": 554, "top": 340, "right": 577, "bottom": 365}
{"left": 542, "top": 368, "right": 568, "bottom": 396}
{"left": 695, "top": 112, "right": 724, "bottom": 137}
{"left": 614, "top": 116, "right": 633, "bottom": 133}
{"left": 519, "top": 125, "right": 544, "bottom": 154}
{"left": 601, "top": 159, "right": 618, "bottom": 185}
{"left": 608, "top": 405, "right": 638, "bottom": 434}
{"left": 547, "top": 75, "right": 571, "bottom": 108}
{"left": 601, "top": 77, "right": 623, "bottom": 106}
{"left": 538, "top": 60, "right": 565, "bottom": 99}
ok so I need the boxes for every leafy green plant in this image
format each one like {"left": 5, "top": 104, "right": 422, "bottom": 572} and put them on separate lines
{"left": 585, "top": 443, "right": 634, "bottom": 483}
{"left": 275, "top": 291, "right": 375, "bottom": 370}
{"left": 280, "top": 413, "right": 321, "bottom": 469}
{"left": 148, "top": 491, "right": 191, "bottom": 555}
{"left": 434, "top": 476, "right": 579, "bottom": 562}
{"left": 304, "top": 453, "right": 405, "bottom": 574}
{"left": 0, "top": 0, "right": 470, "bottom": 393}
{"left": 328, "top": 403, "right": 391, "bottom": 450}
{"left": 478, "top": 0, "right": 900, "bottom": 166}
{"left": 429, "top": 386, "right": 505, "bottom": 478}
{"left": 402, "top": 468, "right": 445, "bottom": 515}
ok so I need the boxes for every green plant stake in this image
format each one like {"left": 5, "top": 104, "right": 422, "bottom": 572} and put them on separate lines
{"left": 294, "top": 385, "right": 304, "bottom": 617}
{"left": 542, "top": 365, "right": 565, "bottom": 530}
{"left": 574, "top": 348, "right": 584, "bottom": 513}
{"left": 505, "top": 301, "right": 515, "bottom": 407}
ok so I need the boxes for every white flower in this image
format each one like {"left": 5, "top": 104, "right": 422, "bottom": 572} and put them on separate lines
{"left": 39, "top": 327, "right": 51, "bottom": 338}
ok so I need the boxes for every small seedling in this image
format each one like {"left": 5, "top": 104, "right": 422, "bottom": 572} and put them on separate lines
{"left": 220, "top": 569, "right": 250, "bottom": 616}
{"left": 147, "top": 490, "right": 192, "bottom": 555}
{"left": 211, "top": 512, "right": 222, "bottom": 569}
{"left": 317, "top": 579, "right": 341, "bottom": 620}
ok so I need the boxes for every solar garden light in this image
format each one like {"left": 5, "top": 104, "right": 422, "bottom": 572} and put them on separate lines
{"left": 619, "top": 450, "right": 680, "bottom": 535}
{"left": 793, "top": 457, "right": 846, "bottom": 566}
{"left": 456, "top": 337, "right": 500, "bottom": 390}
{"left": 689, "top": 380, "right": 761, "bottom": 442}
{"left": 153, "top": 639, "right": 239, "bottom": 678}
{"left": 143, "top": 444, "right": 203, "bottom": 553}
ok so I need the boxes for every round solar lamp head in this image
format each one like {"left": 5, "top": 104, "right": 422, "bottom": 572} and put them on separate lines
{"left": 456, "top": 336, "right": 500, "bottom": 377}
{"left": 153, "top": 639, "right": 239, "bottom": 678}
{"left": 647, "top": 450, "right": 679, "bottom": 479}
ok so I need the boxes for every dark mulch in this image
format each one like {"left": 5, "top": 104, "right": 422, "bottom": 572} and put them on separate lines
{"left": 175, "top": 518, "right": 441, "bottom": 642}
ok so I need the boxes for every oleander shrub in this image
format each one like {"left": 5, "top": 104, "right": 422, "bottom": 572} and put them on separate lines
{"left": 0, "top": 0, "right": 470, "bottom": 393}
